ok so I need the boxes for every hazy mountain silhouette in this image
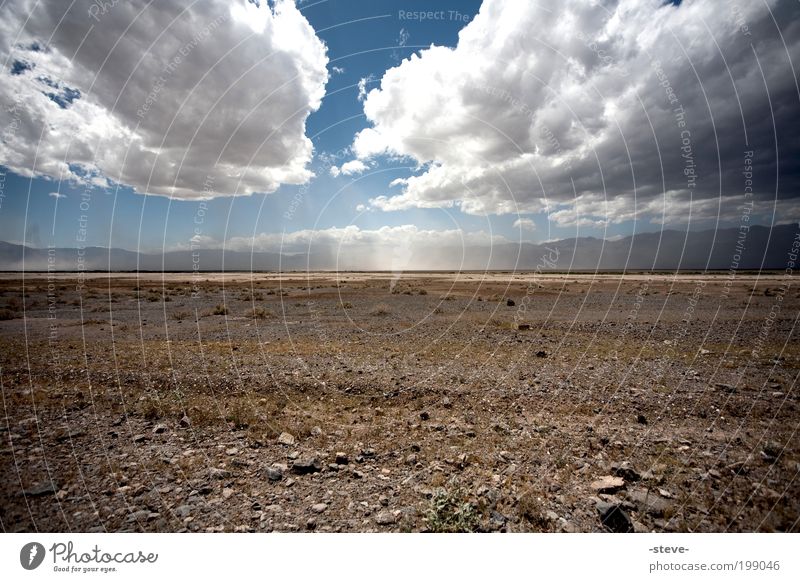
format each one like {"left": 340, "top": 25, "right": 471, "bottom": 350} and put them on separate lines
{"left": 1, "top": 224, "right": 796, "bottom": 271}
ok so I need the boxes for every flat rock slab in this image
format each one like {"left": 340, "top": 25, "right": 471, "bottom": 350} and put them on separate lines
{"left": 590, "top": 475, "right": 625, "bottom": 494}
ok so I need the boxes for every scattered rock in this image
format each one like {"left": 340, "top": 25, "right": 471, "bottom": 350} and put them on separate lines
{"left": 311, "top": 503, "right": 328, "bottom": 514}
{"left": 266, "top": 467, "right": 283, "bottom": 482}
{"left": 291, "top": 457, "right": 322, "bottom": 475}
{"left": 611, "top": 461, "right": 641, "bottom": 482}
{"left": 596, "top": 502, "right": 634, "bottom": 533}
{"left": 132, "top": 434, "right": 147, "bottom": 443}
{"left": 419, "top": 411, "right": 430, "bottom": 421}
{"left": 636, "top": 414, "right": 648, "bottom": 425}
{"left": 222, "top": 488, "right": 234, "bottom": 499}
{"left": 277, "top": 432, "right": 296, "bottom": 446}
{"left": 179, "top": 415, "right": 191, "bottom": 428}
{"left": 489, "top": 510, "right": 507, "bottom": 529}
{"left": 335, "top": 452, "right": 349, "bottom": 465}
{"left": 174, "top": 505, "right": 192, "bottom": 518}
{"left": 506, "top": 298, "right": 516, "bottom": 306}
{"left": 374, "top": 511, "right": 397, "bottom": 525}
{"left": 22, "top": 481, "right": 57, "bottom": 497}
{"left": 152, "top": 424, "right": 168, "bottom": 434}
{"left": 518, "top": 323, "right": 531, "bottom": 331}
{"left": 208, "top": 467, "right": 231, "bottom": 479}
{"left": 626, "top": 488, "right": 672, "bottom": 517}
{"left": 536, "top": 350, "right": 547, "bottom": 358}
{"left": 590, "top": 475, "right": 625, "bottom": 494}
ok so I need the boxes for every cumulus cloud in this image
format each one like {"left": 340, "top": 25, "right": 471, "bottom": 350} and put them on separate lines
{"left": 512, "top": 217, "right": 536, "bottom": 231}
{"left": 0, "top": 0, "right": 328, "bottom": 200}
{"left": 48, "top": 191, "right": 65, "bottom": 199}
{"left": 225, "top": 224, "right": 507, "bottom": 253}
{"left": 173, "top": 225, "right": 508, "bottom": 269}
{"left": 353, "top": 0, "right": 800, "bottom": 227}
{"left": 331, "top": 159, "right": 368, "bottom": 177}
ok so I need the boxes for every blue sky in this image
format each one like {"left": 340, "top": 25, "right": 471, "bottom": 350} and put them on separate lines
{"left": 1, "top": 0, "right": 797, "bottom": 257}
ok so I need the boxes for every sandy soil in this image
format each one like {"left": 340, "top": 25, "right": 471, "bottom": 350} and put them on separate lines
{"left": 0, "top": 272, "right": 798, "bottom": 532}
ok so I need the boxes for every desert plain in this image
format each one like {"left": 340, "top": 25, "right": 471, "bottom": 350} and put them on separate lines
{"left": 0, "top": 271, "right": 798, "bottom": 532}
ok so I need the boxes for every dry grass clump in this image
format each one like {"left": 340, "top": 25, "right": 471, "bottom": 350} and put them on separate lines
{"left": 370, "top": 303, "right": 391, "bottom": 316}
{"left": 212, "top": 304, "right": 228, "bottom": 315}
{"left": 172, "top": 310, "right": 192, "bottom": 322}
{"left": 251, "top": 306, "right": 274, "bottom": 320}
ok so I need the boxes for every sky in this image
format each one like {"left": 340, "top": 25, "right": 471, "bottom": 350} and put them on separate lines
{"left": 0, "top": 0, "right": 799, "bottom": 264}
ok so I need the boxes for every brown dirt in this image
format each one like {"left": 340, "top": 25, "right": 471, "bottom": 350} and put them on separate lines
{"left": 0, "top": 272, "right": 798, "bottom": 532}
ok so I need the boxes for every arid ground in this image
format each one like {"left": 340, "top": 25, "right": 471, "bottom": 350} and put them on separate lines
{"left": 1, "top": 271, "right": 798, "bottom": 532}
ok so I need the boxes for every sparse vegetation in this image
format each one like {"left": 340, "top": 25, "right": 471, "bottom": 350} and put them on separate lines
{"left": 212, "top": 304, "right": 228, "bottom": 315}
{"left": 426, "top": 487, "right": 480, "bottom": 533}
{"left": 370, "top": 303, "right": 390, "bottom": 316}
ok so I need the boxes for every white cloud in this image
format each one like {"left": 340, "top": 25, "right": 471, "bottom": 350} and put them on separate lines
{"left": 0, "top": 0, "right": 328, "bottom": 200}
{"left": 353, "top": 0, "right": 800, "bottom": 226}
{"left": 48, "top": 191, "right": 65, "bottom": 199}
{"left": 357, "top": 74, "right": 375, "bottom": 102}
{"left": 176, "top": 225, "right": 510, "bottom": 269}
{"left": 512, "top": 217, "right": 536, "bottom": 231}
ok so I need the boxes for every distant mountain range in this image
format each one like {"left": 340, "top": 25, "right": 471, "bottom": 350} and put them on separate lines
{"left": 1, "top": 224, "right": 797, "bottom": 271}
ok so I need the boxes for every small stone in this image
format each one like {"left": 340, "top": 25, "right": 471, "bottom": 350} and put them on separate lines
{"left": 306, "top": 517, "right": 317, "bottom": 530}
{"left": 611, "top": 461, "right": 641, "bottom": 482}
{"left": 590, "top": 476, "right": 625, "bottom": 494}
{"left": 128, "top": 509, "right": 150, "bottom": 523}
{"left": 419, "top": 411, "right": 430, "bottom": 421}
{"left": 179, "top": 415, "right": 191, "bottom": 428}
{"left": 209, "top": 467, "right": 231, "bottom": 479}
{"left": 291, "top": 457, "right": 322, "bottom": 475}
{"left": 517, "top": 323, "right": 530, "bottom": 330}
{"left": 226, "top": 447, "right": 238, "bottom": 455}
{"left": 335, "top": 452, "right": 349, "bottom": 465}
{"left": 22, "top": 481, "right": 57, "bottom": 497}
{"left": 174, "top": 505, "right": 192, "bottom": 518}
{"left": 266, "top": 467, "right": 283, "bottom": 482}
{"left": 442, "top": 396, "right": 452, "bottom": 408}
{"left": 379, "top": 495, "right": 389, "bottom": 507}
{"left": 536, "top": 350, "right": 547, "bottom": 358}
{"left": 311, "top": 503, "right": 328, "bottom": 514}
{"left": 310, "top": 426, "right": 322, "bottom": 437}
{"left": 222, "top": 488, "right": 234, "bottom": 499}
{"left": 132, "top": 434, "right": 147, "bottom": 443}
{"left": 636, "top": 414, "right": 648, "bottom": 425}
{"left": 489, "top": 511, "right": 507, "bottom": 529}
{"left": 596, "top": 502, "right": 634, "bottom": 533}
{"left": 506, "top": 298, "right": 515, "bottom": 306}
{"left": 152, "top": 424, "right": 168, "bottom": 434}
{"left": 374, "top": 511, "right": 397, "bottom": 525}
{"left": 277, "top": 432, "right": 296, "bottom": 446}
{"left": 626, "top": 488, "right": 671, "bottom": 517}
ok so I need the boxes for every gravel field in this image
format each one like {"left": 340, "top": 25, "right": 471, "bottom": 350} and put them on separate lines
{"left": 1, "top": 272, "right": 798, "bottom": 532}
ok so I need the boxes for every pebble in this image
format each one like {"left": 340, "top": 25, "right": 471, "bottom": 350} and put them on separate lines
{"left": 266, "top": 467, "right": 283, "bottom": 482}
{"left": 311, "top": 503, "right": 328, "bottom": 514}
{"left": 209, "top": 467, "right": 231, "bottom": 479}
{"left": 152, "top": 424, "right": 168, "bottom": 434}
{"left": 291, "top": 457, "right": 322, "bottom": 475}
{"left": 277, "top": 432, "right": 296, "bottom": 446}
{"left": 374, "top": 511, "right": 397, "bottom": 525}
